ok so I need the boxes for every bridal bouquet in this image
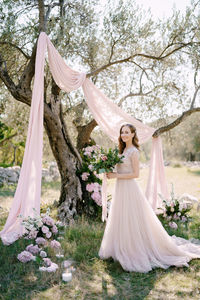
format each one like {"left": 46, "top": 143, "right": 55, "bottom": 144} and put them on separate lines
{"left": 90, "top": 147, "right": 124, "bottom": 174}
{"left": 82, "top": 145, "right": 124, "bottom": 173}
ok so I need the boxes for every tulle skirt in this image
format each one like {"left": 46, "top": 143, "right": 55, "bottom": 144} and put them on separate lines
{"left": 98, "top": 178, "right": 200, "bottom": 273}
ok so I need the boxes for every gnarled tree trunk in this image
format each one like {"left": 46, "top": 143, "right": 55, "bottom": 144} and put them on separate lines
{"left": 44, "top": 79, "right": 83, "bottom": 222}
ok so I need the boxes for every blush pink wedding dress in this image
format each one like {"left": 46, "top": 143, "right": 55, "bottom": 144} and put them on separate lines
{"left": 98, "top": 146, "right": 200, "bottom": 273}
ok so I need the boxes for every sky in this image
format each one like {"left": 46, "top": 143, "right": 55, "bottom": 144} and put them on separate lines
{"left": 134, "top": 0, "right": 191, "bottom": 19}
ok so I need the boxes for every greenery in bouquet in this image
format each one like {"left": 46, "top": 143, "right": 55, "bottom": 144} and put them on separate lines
{"left": 159, "top": 184, "right": 192, "bottom": 230}
{"left": 17, "top": 208, "right": 65, "bottom": 272}
{"left": 91, "top": 147, "right": 124, "bottom": 174}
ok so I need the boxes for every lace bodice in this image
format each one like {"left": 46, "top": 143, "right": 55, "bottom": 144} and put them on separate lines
{"left": 117, "top": 146, "right": 139, "bottom": 174}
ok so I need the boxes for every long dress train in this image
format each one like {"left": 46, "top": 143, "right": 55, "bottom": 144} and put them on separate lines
{"left": 98, "top": 146, "right": 200, "bottom": 273}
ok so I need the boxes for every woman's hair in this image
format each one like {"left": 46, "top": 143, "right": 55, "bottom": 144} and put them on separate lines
{"left": 118, "top": 124, "right": 140, "bottom": 154}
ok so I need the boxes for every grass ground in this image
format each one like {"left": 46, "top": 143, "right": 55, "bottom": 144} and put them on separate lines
{"left": 0, "top": 166, "right": 200, "bottom": 300}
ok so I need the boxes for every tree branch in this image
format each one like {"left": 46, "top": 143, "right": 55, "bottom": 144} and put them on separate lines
{"left": 38, "top": 0, "right": 46, "bottom": 32}
{"left": 17, "top": 42, "right": 37, "bottom": 92}
{"left": 87, "top": 42, "right": 198, "bottom": 77}
{"left": 0, "top": 42, "right": 30, "bottom": 59}
{"left": 190, "top": 84, "right": 200, "bottom": 109}
{"left": 118, "top": 84, "right": 162, "bottom": 106}
{"left": 0, "top": 133, "right": 17, "bottom": 146}
{"left": 153, "top": 107, "right": 200, "bottom": 137}
{"left": 0, "top": 49, "right": 33, "bottom": 106}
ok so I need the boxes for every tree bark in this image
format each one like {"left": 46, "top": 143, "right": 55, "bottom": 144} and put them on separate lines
{"left": 76, "top": 119, "right": 97, "bottom": 150}
{"left": 38, "top": 0, "right": 46, "bottom": 32}
{"left": 43, "top": 79, "right": 83, "bottom": 222}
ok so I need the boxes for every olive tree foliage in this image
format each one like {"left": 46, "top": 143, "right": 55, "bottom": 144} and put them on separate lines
{"left": 0, "top": 0, "right": 200, "bottom": 221}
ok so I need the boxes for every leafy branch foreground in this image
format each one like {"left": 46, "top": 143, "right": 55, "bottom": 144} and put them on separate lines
{"left": 0, "top": 208, "right": 200, "bottom": 300}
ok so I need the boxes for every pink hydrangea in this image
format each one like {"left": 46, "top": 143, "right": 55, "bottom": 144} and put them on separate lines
{"left": 91, "top": 191, "right": 101, "bottom": 201}
{"left": 93, "top": 182, "right": 101, "bottom": 193}
{"left": 40, "top": 250, "right": 47, "bottom": 258}
{"left": 42, "top": 216, "right": 55, "bottom": 226}
{"left": 42, "top": 225, "right": 49, "bottom": 234}
{"left": 46, "top": 231, "right": 52, "bottom": 239}
{"left": 28, "top": 230, "right": 38, "bottom": 239}
{"left": 46, "top": 262, "right": 59, "bottom": 272}
{"left": 35, "top": 237, "right": 47, "bottom": 245}
{"left": 52, "top": 225, "right": 58, "bottom": 234}
{"left": 50, "top": 240, "right": 61, "bottom": 249}
{"left": 181, "top": 216, "right": 187, "bottom": 222}
{"left": 86, "top": 183, "right": 93, "bottom": 192}
{"left": 81, "top": 172, "right": 90, "bottom": 181}
{"left": 17, "top": 250, "right": 34, "bottom": 263}
{"left": 84, "top": 151, "right": 92, "bottom": 157}
{"left": 169, "top": 221, "right": 178, "bottom": 229}
{"left": 26, "top": 244, "right": 40, "bottom": 255}
{"left": 91, "top": 191, "right": 102, "bottom": 206}
{"left": 88, "top": 164, "right": 93, "bottom": 171}
{"left": 39, "top": 262, "right": 58, "bottom": 272}
{"left": 43, "top": 258, "right": 52, "bottom": 267}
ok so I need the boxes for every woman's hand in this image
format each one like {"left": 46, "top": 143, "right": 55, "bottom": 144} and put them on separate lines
{"left": 106, "top": 172, "right": 118, "bottom": 179}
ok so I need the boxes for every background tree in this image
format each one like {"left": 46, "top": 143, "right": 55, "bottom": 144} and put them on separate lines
{"left": 0, "top": 0, "right": 200, "bottom": 221}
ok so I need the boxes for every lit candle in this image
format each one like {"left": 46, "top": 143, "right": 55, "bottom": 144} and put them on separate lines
{"left": 62, "top": 272, "right": 72, "bottom": 282}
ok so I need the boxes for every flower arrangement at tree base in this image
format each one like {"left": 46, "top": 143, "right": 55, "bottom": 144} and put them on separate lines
{"left": 159, "top": 184, "right": 192, "bottom": 230}
{"left": 17, "top": 208, "right": 65, "bottom": 272}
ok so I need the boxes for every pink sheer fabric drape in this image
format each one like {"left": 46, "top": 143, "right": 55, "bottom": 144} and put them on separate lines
{"left": 0, "top": 32, "right": 169, "bottom": 244}
{"left": 0, "top": 36, "right": 46, "bottom": 244}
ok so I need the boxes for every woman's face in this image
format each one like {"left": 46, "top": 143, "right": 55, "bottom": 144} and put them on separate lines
{"left": 120, "top": 126, "right": 135, "bottom": 143}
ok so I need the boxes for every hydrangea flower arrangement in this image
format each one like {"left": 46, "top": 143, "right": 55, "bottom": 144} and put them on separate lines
{"left": 159, "top": 184, "right": 192, "bottom": 230}
{"left": 17, "top": 208, "right": 64, "bottom": 272}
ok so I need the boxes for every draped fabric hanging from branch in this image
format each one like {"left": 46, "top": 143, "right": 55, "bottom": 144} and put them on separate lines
{"left": 0, "top": 32, "right": 169, "bottom": 245}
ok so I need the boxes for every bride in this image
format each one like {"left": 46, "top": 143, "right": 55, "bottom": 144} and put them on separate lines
{"left": 98, "top": 123, "right": 200, "bottom": 273}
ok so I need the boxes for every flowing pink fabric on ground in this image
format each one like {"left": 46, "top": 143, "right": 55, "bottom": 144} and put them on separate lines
{"left": 0, "top": 32, "right": 169, "bottom": 244}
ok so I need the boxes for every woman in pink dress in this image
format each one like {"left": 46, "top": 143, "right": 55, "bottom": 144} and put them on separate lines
{"left": 98, "top": 123, "right": 200, "bottom": 273}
